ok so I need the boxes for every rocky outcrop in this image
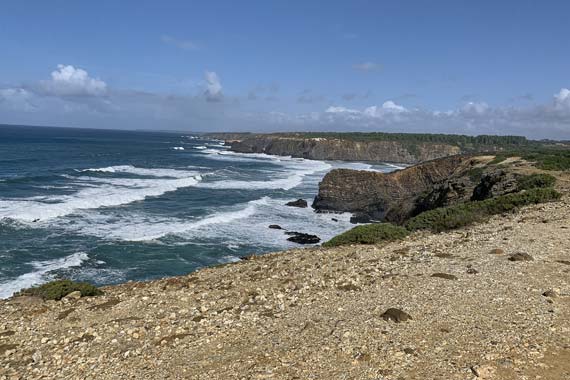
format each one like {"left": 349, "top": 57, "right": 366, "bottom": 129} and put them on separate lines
{"left": 285, "top": 199, "right": 308, "bottom": 208}
{"left": 229, "top": 136, "right": 461, "bottom": 164}
{"left": 313, "top": 155, "right": 525, "bottom": 223}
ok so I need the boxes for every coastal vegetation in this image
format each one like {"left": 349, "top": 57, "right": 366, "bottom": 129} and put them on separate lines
{"left": 322, "top": 223, "right": 409, "bottom": 247}
{"left": 491, "top": 148, "right": 570, "bottom": 171}
{"left": 16, "top": 279, "right": 103, "bottom": 300}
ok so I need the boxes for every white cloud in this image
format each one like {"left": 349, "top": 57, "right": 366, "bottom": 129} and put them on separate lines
{"left": 41, "top": 64, "right": 107, "bottom": 97}
{"left": 554, "top": 88, "right": 570, "bottom": 110}
{"left": 460, "top": 101, "right": 489, "bottom": 115}
{"left": 161, "top": 35, "right": 199, "bottom": 51}
{"left": 352, "top": 62, "right": 382, "bottom": 72}
{"left": 325, "top": 106, "right": 360, "bottom": 114}
{"left": 204, "top": 71, "right": 223, "bottom": 102}
{"left": 0, "top": 88, "right": 36, "bottom": 111}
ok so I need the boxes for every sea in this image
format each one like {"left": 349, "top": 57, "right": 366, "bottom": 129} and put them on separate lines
{"left": 0, "top": 125, "right": 399, "bottom": 299}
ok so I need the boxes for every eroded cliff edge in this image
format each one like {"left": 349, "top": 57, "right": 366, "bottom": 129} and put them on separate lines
{"left": 313, "top": 155, "right": 538, "bottom": 223}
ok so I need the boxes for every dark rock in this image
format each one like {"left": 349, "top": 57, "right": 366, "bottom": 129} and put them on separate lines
{"left": 431, "top": 273, "right": 458, "bottom": 280}
{"left": 466, "top": 267, "right": 479, "bottom": 274}
{"left": 556, "top": 260, "right": 570, "bottom": 265}
{"left": 542, "top": 290, "right": 559, "bottom": 298}
{"left": 508, "top": 252, "right": 534, "bottom": 262}
{"left": 268, "top": 224, "right": 283, "bottom": 230}
{"left": 331, "top": 218, "right": 338, "bottom": 222}
{"left": 349, "top": 212, "right": 371, "bottom": 224}
{"left": 403, "top": 347, "right": 415, "bottom": 355}
{"left": 285, "top": 199, "right": 308, "bottom": 208}
{"left": 336, "top": 283, "right": 361, "bottom": 291}
{"left": 489, "top": 248, "right": 505, "bottom": 255}
{"left": 286, "top": 232, "right": 321, "bottom": 244}
{"left": 381, "top": 308, "right": 412, "bottom": 323}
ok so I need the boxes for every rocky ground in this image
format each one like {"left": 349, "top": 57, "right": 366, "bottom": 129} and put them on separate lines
{"left": 1, "top": 197, "right": 570, "bottom": 379}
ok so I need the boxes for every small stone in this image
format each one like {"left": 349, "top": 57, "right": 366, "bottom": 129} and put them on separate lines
{"left": 64, "top": 291, "right": 82, "bottom": 300}
{"left": 268, "top": 225, "right": 283, "bottom": 230}
{"left": 489, "top": 248, "right": 505, "bottom": 255}
{"left": 542, "top": 289, "right": 559, "bottom": 298}
{"left": 431, "top": 273, "right": 458, "bottom": 280}
{"left": 466, "top": 268, "right": 479, "bottom": 274}
{"left": 508, "top": 252, "right": 534, "bottom": 262}
{"left": 380, "top": 308, "right": 412, "bottom": 323}
{"left": 471, "top": 364, "right": 496, "bottom": 379}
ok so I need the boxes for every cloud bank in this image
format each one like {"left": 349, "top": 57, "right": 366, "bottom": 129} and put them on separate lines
{"left": 0, "top": 64, "right": 569, "bottom": 139}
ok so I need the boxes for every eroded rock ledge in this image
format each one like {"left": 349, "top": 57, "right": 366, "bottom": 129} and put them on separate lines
{"left": 313, "top": 155, "right": 534, "bottom": 223}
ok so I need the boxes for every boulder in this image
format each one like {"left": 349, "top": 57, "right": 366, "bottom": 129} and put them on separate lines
{"left": 349, "top": 213, "right": 371, "bottom": 224}
{"left": 268, "top": 225, "right": 283, "bottom": 230}
{"left": 286, "top": 199, "right": 308, "bottom": 208}
{"left": 286, "top": 232, "right": 321, "bottom": 244}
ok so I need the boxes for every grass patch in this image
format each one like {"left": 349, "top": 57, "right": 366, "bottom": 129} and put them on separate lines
{"left": 323, "top": 223, "right": 409, "bottom": 247}
{"left": 15, "top": 279, "right": 103, "bottom": 300}
{"left": 404, "top": 187, "right": 561, "bottom": 233}
{"left": 490, "top": 148, "right": 570, "bottom": 171}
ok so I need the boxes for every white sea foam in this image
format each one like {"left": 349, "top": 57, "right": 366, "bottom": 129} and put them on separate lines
{"left": 172, "top": 146, "right": 185, "bottom": 150}
{"left": 0, "top": 169, "right": 203, "bottom": 222}
{"left": 0, "top": 252, "right": 89, "bottom": 299}
{"left": 194, "top": 146, "right": 207, "bottom": 150}
{"left": 59, "top": 197, "right": 269, "bottom": 241}
{"left": 82, "top": 165, "right": 200, "bottom": 178}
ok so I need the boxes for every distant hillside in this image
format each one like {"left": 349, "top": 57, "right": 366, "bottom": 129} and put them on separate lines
{"left": 206, "top": 132, "right": 536, "bottom": 164}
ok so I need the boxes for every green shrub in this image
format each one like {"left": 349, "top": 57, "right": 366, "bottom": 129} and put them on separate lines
{"left": 467, "top": 167, "right": 484, "bottom": 182}
{"left": 16, "top": 279, "right": 103, "bottom": 300}
{"left": 517, "top": 173, "right": 556, "bottom": 191}
{"left": 405, "top": 187, "right": 561, "bottom": 233}
{"left": 323, "top": 223, "right": 409, "bottom": 247}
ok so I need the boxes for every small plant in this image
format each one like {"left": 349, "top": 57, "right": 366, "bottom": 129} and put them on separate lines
{"left": 323, "top": 223, "right": 409, "bottom": 247}
{"left": 16, "top": 279, "right": 103, "bottom": 300}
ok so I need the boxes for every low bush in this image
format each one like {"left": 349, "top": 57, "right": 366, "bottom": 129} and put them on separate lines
{"left": 16, "top": 279, "right": 103, "bottom": 300}
{"left": 323, "top": 223, "right": 409, "bottom": 247}
{"left": 404, "top": 187, "right": 561, "bottom": 232}
{"left": 516, "top": 173, "right": 556, "bottom": 191}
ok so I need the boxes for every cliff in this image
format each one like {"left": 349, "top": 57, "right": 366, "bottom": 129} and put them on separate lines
{"left": 313, "top": 155, "right": 535, "bottom": 223}
{"left": 227, "top": 136, "right": 461, "bottom": 164}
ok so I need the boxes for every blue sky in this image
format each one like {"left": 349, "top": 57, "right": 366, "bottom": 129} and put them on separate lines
{"left": 1, "top": 1, "right": 569, "bottom": 138}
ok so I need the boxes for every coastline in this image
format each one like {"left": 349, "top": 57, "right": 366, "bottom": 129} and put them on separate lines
{"left": 1, "top": 194, "right": 569, "bottom": 379}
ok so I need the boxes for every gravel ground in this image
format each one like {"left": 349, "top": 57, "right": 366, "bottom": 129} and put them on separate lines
{"left": 1, "top": 196, "right": 569, "bottom": 380}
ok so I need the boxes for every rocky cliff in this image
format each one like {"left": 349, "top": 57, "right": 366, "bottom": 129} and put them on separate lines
{"left": 313, "top": 155, "right": 529, "bottom": 223}
{"left": 227, "top": 136, "right": 461, "bottom": 164}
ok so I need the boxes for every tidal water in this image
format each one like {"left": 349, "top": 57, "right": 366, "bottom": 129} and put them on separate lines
{"left": 0, "top": 125, "right": 397, "bottom": 298}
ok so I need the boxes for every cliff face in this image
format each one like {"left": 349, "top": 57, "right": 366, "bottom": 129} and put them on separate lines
{"left": 229, "top": 136, "right": 461, "bottom": 164}
{"left": 313, "top": 155, "right": 522, "bottom": 223}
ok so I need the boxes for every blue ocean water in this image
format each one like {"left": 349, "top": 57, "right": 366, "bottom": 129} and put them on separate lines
{"left": 0, "top": 125, "right": 397, "bottom": 298}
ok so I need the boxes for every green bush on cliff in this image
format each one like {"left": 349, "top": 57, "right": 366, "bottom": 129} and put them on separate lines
{"left": 404, "top": 187, "right": 561, "bottom": 232}
{"left": 490, "top": 148, "right": 570, "bottom": 171}
{"left": 323, "top": 223, "right": 409, "bottom": 247}
{"left": 517, "top": 173, "right": 556, "bottom": 191}
{"left": 16, "top": 279, "right": 103, "bottom": 300}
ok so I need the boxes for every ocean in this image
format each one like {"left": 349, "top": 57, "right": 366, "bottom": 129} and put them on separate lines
{"left": 0, "top": 125, "right": 397, "bottom": 298}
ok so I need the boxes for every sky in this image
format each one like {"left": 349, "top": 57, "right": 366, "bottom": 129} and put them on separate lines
{"left": 0, "top": 1, "right": 569, "bottom": 139}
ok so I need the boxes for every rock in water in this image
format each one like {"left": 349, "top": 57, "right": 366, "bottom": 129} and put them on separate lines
{"left": 286, "top": 232, "right": 321, "bottom": 244}
{"left": 381, "top": 308, "right": 412, "bottom": 323}
{"left": 349, "top": 213, "right": 371, "bottom": 224}
{"left": 285, "top": 199, "right": 308, "bottom": 208}
{"left": 268, "top": 224, "right": 283, "bottom": 230}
